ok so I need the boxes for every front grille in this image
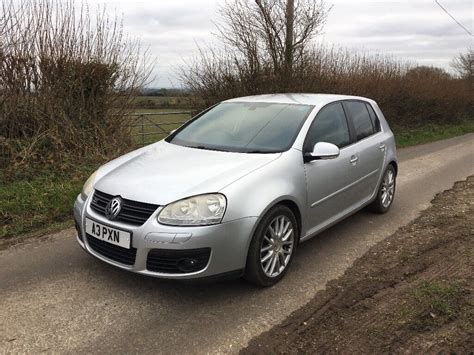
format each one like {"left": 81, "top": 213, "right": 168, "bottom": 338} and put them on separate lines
{"left": 86, "top": 234, "right": 137, "bottom": 265}
{"left": 90, "top": 190, "right": 159, "bottom": 226}
{"left": 147, "top": 248, "right": 211, "bottom": 274}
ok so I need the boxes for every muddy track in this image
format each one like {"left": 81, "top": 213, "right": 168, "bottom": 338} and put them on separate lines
{"left": 243, "top": 176, "right": 473, "bottom": 354}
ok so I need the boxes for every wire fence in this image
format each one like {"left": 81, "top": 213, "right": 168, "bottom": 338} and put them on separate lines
{"left": 127, "top": 111, "right": 194, "bottom": 146}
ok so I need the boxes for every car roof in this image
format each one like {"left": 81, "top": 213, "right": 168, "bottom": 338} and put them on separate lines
{"left": 224, "top": 93, "right": 374, "bottom": 106}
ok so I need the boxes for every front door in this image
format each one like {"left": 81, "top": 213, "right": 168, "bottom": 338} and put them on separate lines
{"left": 303, "top": 102, "right": 359, "bottom": 233}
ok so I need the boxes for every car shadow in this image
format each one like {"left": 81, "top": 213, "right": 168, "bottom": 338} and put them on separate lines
{"left": 85, "top": 206, "right": 388, "bottom": 302}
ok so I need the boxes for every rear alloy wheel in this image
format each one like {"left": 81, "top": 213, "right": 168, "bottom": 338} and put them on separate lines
{"left": 244, "top": 205, "right": 297, "bottom": 287}
{"left": 369, "top": 165, "right": 396, "bottom": 214}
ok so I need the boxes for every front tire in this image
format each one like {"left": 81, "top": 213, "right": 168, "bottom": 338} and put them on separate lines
{"left": 244, "top": 205, "right": 297, "bottom": 287}
{"left": 369, "top": 165, "right": 396, "bottom": 214}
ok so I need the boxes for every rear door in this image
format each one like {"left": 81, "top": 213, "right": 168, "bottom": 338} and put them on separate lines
{"left": 303, "top": 102, "right": 360, "bottom": 232}
{"left": 342, "top": 100, "right": 386, "bottom": 206}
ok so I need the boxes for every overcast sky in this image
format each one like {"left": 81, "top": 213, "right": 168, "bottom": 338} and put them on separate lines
{"left": 91, "top": 0, "right": 472, "bottom": 87}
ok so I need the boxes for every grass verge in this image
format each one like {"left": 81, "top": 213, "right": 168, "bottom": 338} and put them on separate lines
{"left": 393, "top": 120, "right": 474, "bottom": 148}
{"left": 0, "top": 165, "right": 96, "bottom": 244}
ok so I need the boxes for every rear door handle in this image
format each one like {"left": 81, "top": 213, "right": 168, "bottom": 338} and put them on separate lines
{"left": 350, "top": 156, "right": 359, "bottom": 164}
{"left": 379, "top": 143, "right": 386, "bottom": 151}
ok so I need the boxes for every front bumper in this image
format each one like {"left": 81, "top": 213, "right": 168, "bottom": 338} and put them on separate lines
{"left": 73, "top": 194, "right": 257, "bottom": 279}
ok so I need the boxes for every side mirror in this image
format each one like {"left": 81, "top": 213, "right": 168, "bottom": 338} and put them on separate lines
{"left": 304, "top": 142, "right": 340, "bottom": 163}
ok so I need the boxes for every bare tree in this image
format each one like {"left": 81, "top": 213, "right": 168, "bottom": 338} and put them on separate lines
{"left": 0, "top": 0, "right": 153, "bottom": 168}
{"left": 451, "top": 49, "right": 473, "bottom": 80}
{"left": 283, "top": 0, "right": 295, "bottom": 79}
{"left": 180, "top": 0, "right": 330, "bottom": 102}
{"left": 217, "top": 0, "right": 329, "bottom": 76}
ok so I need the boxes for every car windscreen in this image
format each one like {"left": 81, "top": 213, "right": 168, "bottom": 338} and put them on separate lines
{"left": 168, "top": 102, "right": 313, "bottom": 153}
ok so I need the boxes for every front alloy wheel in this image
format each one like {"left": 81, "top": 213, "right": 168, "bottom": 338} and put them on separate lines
{"left": 260, "top": 216, "right": 295, "bottom": 278}
{"left": 244, "top": 205, "right": 297, "bottom": 286}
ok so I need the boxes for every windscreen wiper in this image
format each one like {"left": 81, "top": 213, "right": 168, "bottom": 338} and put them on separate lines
{"left": 245, "top": 150, "right": 277, "bottom": 154}
{"left": 193, "top": 145, "right": 226, "bottom": 152}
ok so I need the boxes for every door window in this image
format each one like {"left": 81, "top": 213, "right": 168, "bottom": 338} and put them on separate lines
{"left": 304, "top": 103, "right": 350, "bottom": 151}
{"left": 365, "top": 103, "right": 381, "bottom": 132}
{"left": 345, "top": 101, "right": 375, "bottom": 140}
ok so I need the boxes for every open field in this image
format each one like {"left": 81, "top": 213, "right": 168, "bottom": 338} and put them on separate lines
{"left": 128, "top": 98, "right": 195, "bottom": 144}
{"left": 128, "top": 108, "right": 193, "bottom": 145}
{"left": 131, "top": 95, "right": 196, "bottom": 109}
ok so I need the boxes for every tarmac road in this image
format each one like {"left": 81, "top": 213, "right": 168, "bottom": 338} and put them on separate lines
{"left": 1, "top": 134, "right": 473, "bottom": 354}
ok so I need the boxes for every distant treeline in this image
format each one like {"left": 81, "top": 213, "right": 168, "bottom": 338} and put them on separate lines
{"left": 139, "top": 88, "right": 191, "bottom": 97}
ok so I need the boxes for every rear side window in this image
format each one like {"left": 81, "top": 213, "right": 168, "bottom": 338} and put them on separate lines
{"left": 304, "top": 102, "right": 350, "bottom": 151}
{"left": 365, "top": 103, "right": 381, "bottom": 132}
{"left": 345, "top": 101, "right": 375, "bottom": 141}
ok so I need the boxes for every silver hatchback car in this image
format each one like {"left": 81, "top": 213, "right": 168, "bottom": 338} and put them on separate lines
{"left": 74, "top": 94, "right": 397, "bottom": 286}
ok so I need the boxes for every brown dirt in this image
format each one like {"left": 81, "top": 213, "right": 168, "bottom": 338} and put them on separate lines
{"left": 243, "top": 176, "right": 474, "bottom": 354}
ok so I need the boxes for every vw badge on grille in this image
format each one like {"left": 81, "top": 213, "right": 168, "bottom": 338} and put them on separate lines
{"left": 105, "top": 197, "right": 122, "bottom": 220}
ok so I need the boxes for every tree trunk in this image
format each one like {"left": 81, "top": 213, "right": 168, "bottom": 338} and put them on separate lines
{"left": 284, "top": 0, "right": 294, "bottom": 88}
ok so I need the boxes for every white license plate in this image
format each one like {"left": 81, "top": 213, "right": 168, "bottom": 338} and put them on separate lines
{"left": 85, "top": 218, "right": 131, "bottom": 249}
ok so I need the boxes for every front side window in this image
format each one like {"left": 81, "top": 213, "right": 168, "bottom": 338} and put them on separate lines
{"left": 345, "top": 101, "right": 375, "bottom": 140}
{"left": 304, "top": 102, "right": 350, "bottom": 151}
{"left": 168, "top": 102, "right": 313, "bottom": 153}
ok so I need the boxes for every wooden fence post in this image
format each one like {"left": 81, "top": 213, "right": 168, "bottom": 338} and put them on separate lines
{"left": 141, "top": 116, "right": 145, "bottom": 146}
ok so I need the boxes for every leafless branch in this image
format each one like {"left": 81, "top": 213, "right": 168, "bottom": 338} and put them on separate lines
{"left": 0, "top": 0, "right": 154, "bottom": 168}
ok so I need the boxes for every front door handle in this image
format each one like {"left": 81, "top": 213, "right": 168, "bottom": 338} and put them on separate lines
{"left": 379, "top": 143, "right": 386, "bottom": 151}
{"left": 350, "top": 156, "right": 359, "bottom": 164}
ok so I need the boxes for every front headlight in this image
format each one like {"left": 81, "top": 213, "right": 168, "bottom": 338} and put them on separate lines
{"left": 157, "top": 194, "right": 227, "bottom": 226}
{"left": 81, "top": 170, "right": 97, "bottom": 200}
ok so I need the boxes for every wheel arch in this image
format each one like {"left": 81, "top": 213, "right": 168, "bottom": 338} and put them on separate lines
{"left": 250, "top": 198, "right": 303, "bottom": 244}
{"left": 277, "top": 200, "right": 302, "bottom": 244}
{"left": 388, "top": 160, "right": 398, "bottom": 175}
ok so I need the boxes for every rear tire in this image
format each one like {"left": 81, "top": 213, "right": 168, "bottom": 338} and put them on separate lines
{"left": 244, "top": 205, "right": 298, "bottom": 287}
{"left": 368, "top": 165, "right": 396, "bottom": 214}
